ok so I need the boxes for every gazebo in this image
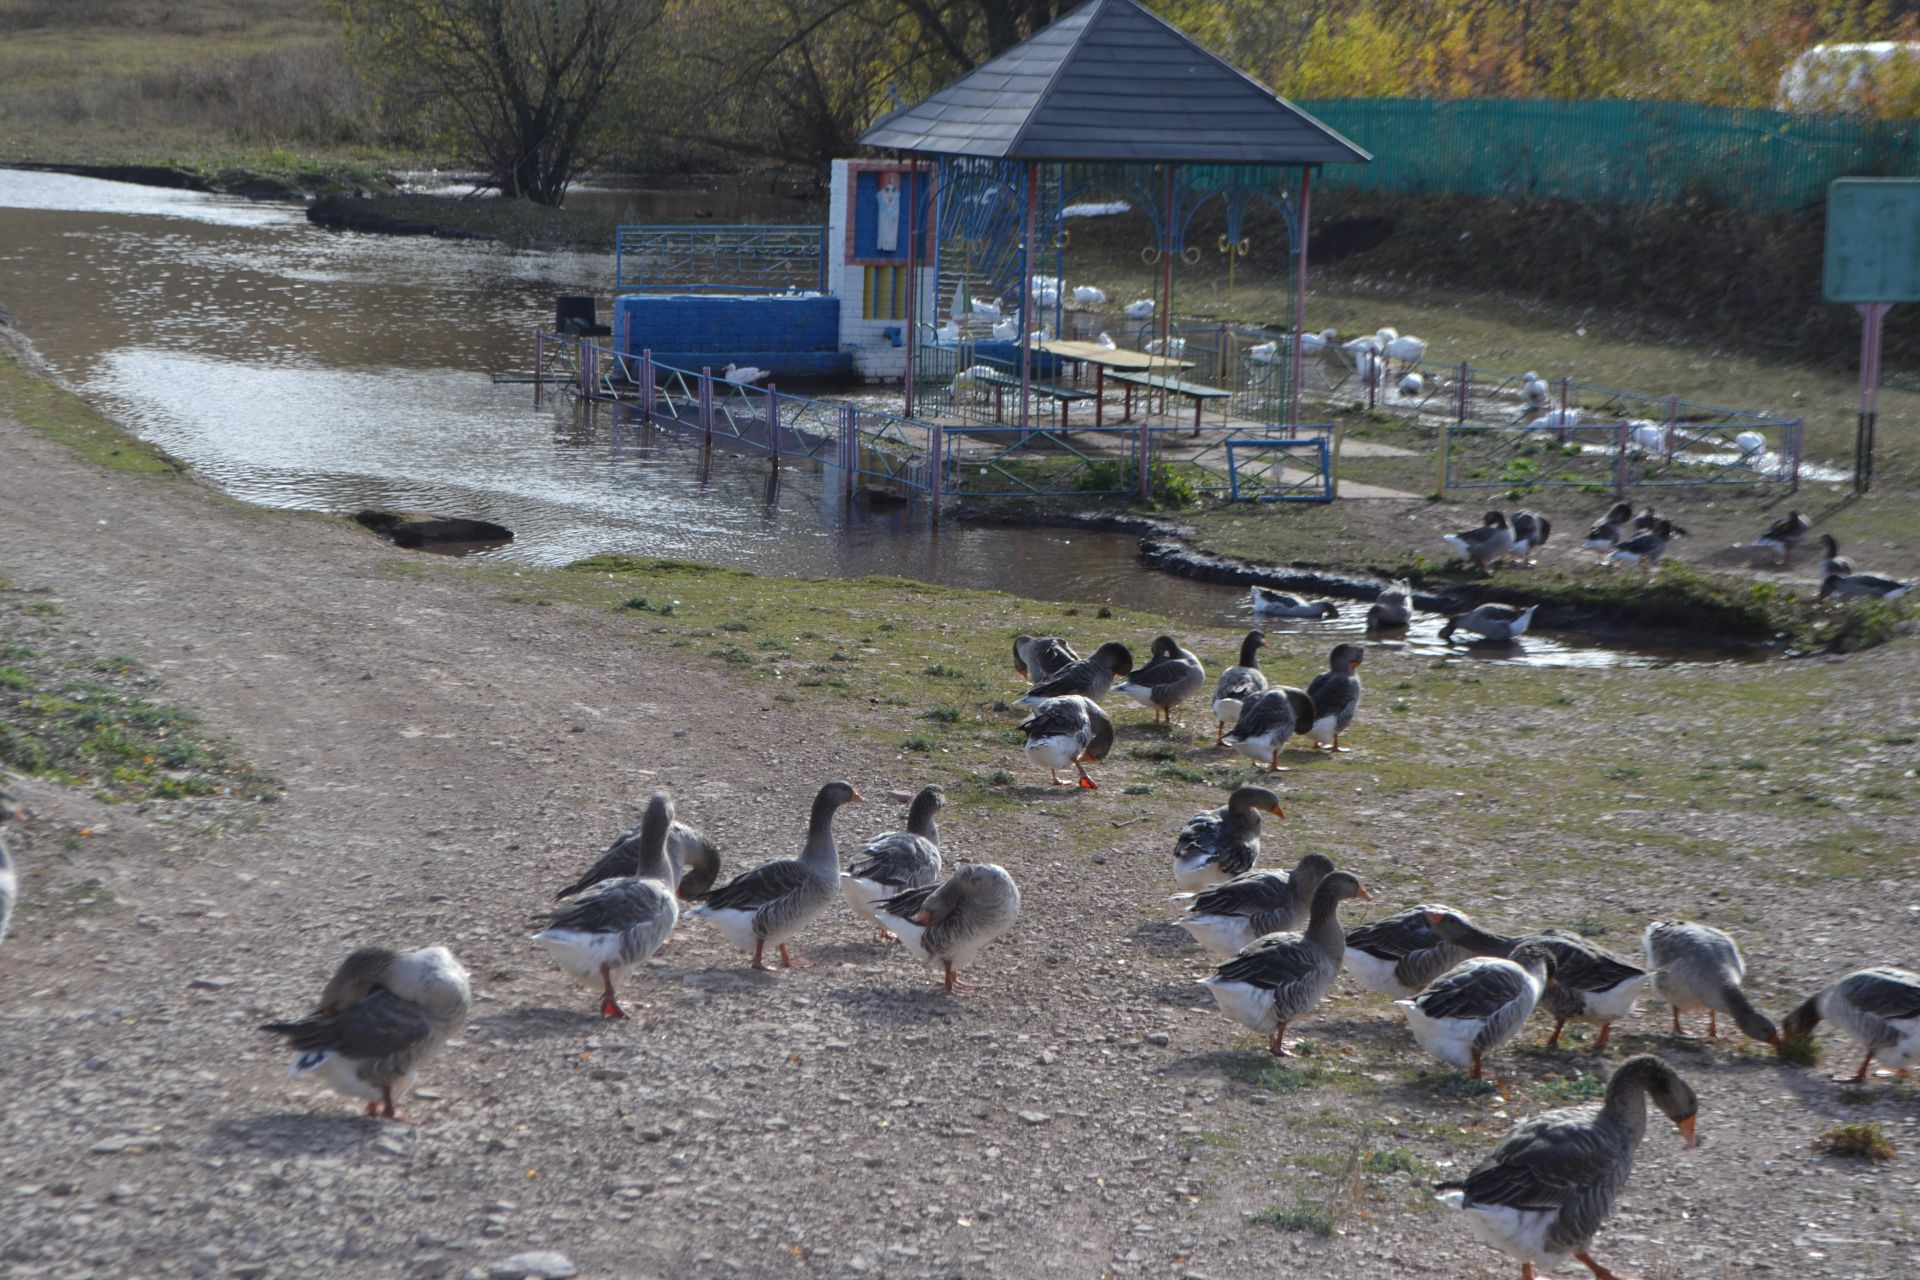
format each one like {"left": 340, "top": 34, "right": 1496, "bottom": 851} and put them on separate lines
{"left": 860, "top": 0, "right": 1369, "bottom": 431}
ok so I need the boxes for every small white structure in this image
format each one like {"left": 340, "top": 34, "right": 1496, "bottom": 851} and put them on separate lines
{"left": 1776, "top": 42, "right": 1920, "bottom": 112}
{"left": 826, "top": 159, "right": 940, "bottom": 379}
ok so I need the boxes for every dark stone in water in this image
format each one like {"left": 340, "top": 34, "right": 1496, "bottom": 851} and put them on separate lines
{"left": 353, "top": 510, "right": 513, "bottom": 549}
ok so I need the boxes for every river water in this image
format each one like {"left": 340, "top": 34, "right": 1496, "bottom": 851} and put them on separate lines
{"left": 0, "top": 170, "right": 1738, "bottom": 668}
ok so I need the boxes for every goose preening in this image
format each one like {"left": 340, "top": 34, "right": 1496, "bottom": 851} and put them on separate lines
{"left": 1367, "top": 579, "right": 1414, "bottom": 631}
{"left": 1603, "top": 518, "right": 1682, "bottom": 568}
{"left": 1818, "top": 533, "right": 1854, "bottom": 580}
{"left": 554, "top": 806, "right": 721, "bottom": 903}
{"left": 1125, "top": 298, "right": 1155, "bottom": 320}
{"left": 1397, "top": 372, "right": 1426, "bottom": 397}
{"left": 1071, "top": 285, "right": 1107, "bottom": 306}
{"left": 1012, "top": 633, "right": 1080, "bottom": 683}
{"left": 1211, "top": 629, "right": 1269, "bottom": 746}
{"left": 1781, "top": 966, "right": 1920, "bottom": 1082}
{"left": 1018, "top": 694, "right": 1114, "bottom": 788}
{"left": 1581, "top": 501, "right": 1635, "bottom": 551}
{"left": 1751, "top": 510, "right": 1810, "bottom": 564}
{"left": 841, "top": 785, "right": 944, "bottom": 942}
{"left": 1426, "top": 911, "right": 1650, "bottom": 1051}
{"left": 1113, "top": 634, "right": 1206, "bottom": 724}
{"left": 1642, "top": 920, "right": 1781, "bottom": 1045}
{"left": 1819, "top": 571, "right": 1913, "bottom": 601}
{"left": 1443, "top": 511, "right": 1514, "bottom": 572}
{"left": 1302, "top": 642, "right": 1363, "bottom": 753}
{"left": 1509, "top": 510, "right": 1552, "bottom": 566}
{"left": 1249, "top": 586, "right": 1338, "bottom": 618}
{"left": 1398, "top": 941, "right": 1556, "bottom": 1079}
{"left": 1521, "top": 372, "right": 1550, "bottom": 411}
{"left": 874, "top": 863, "right": 1021, "bottom": 994}
{"left": 533, "top": 791, "right": 681, "bottom": 1017}
{"left": 1222, "top": 686, "right": 1316, "bottom": 773}
{"left": 1439, "top": 1055, "right": 1698, "bottom": 1280}
{"left": 1344, "top": 905, "right": 1476, "bottom": 999}
{"left": 1248, "top": 340, "right": 1279, "bottom": 364}
{"left": 722, "top": 363, "right": 767, "bottom": 386}
{"left": 1172, "top": 853, "right": 1335, "bottom": 958}
{"left": 1342, "top": 333, "right": 1382, "bottom": 356}
{"left": 1198, "top": 871, "right": 1370, "bottom": 1056}
{"left": 259, "top": 945, "right": 472, "bottom": 1120}
{"left": 1735, "top": 429, "right": 1767, "bottom": 456}
{"left": 691, "top": 781, "right": 862, "bottom": 970}
{"left": 1171, "top": 785, "right": 1286, "bottom": 892}
{"left": 1014, "top": 640, "right": 1134, "bottom": 707}
{"left": 1439, "top": 603, "right": 1537, "bottom": 643}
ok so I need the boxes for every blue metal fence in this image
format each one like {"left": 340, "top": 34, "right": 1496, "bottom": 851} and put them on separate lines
{"left": 614, "top": 226, "right": 829, "bottom": 295}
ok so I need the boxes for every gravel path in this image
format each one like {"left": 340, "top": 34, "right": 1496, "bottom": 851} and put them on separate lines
{"left": 1, "top": 379, "right": 1916, "bottom": 1280}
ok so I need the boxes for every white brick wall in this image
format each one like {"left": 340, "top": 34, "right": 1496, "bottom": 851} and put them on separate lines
{"left": 829, "top": 159, "right": 939, "bottom": 380}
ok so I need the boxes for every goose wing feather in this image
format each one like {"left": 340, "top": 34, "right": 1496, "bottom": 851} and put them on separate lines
{"left": 1414, "top": 958, "right": 1531, "bottom": 1020}
{"left": 260, "top": 987, "right": 433, "bottom": 1063}
{"left": 700, "top": 858, "right": 810, "bottom": 911}
{"left": 846, "top": 833, "right": 941, "bottom": 888}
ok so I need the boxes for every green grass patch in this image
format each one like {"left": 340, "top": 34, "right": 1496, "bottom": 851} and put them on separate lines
{"left": 1247, "top": 1206, "right": 1334, "bottom": 1236}
{"left": 2, "top": 348, "right": 184, "bottom": 475}
{"left": 1814, "top": 1122, "right": 1895, "bottom": 1163}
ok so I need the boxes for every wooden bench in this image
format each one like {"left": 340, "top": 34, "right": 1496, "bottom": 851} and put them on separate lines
{"left": 1108, "top": 370, "right": 1232, "bottom": 428}
{"left": 972, "top": 368, "right": 1097, "bottom": 429}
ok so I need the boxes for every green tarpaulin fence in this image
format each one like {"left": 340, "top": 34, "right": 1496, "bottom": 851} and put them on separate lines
{"left": 1297, "top": 98, "right": 1919, "bottom": 214}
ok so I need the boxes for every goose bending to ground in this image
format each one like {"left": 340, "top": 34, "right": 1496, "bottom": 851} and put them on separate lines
{"left": 1367, "top": 579, "right": 1413, "bottom": 631}
{"left": 1018, "top": 694, "right": 1114, "bottom": 788}
{"left": 1198, "top": 871, "right": 1370, "bottom": 1056}
{"left": 1113, "top": 634, "right": 1206, "bottom": 724}
{"left": 1071, "top": 285, "right": 1106, "bottom": 306}
{"left": 1249, "top": 586, "right": 1338, "bottom": 618}
{"left": 1223, "top": 686, "right": 1316, "bottom": 773}
{"left": 555, "top": 806, "right": 721, "bottom": 902}
{"left": 1439, "top": 603, "right": 1537, "bottom": 643}
{"left": 1819, "top": 571, "right": 1913, "bottom": 601}
{"left": 691, "top": 781, "right": 861, "bottom": 970}
{"left": 1782, "top": 966, "right": 1920, "bottom": 1082}
{"left": 1125, "top": 298, "right": 1155, "bottom": 320}
{"left": 1818, "top": 533, "right": 1854, "bottom": 580}
{"left": 1751, "top": 510, "right": 1810, "bottom": 564}
{"left": 1302, "top": 643, "right": 1363, "bottom": 752}
{"left": 1345, "top": 905, "right": 1475, "bottom": 999}
{"left": 1581, "top": 501, "right": 1635, "bottom": 551}
{"left": 1735, "top": 429, "right": 1767, "bottom": 455}
{"left": 722, "top": 363, "right": 767, "bottom": 386}
{"left": 1172, "top": 853, "right": 1335, "bottom": 958}
{"left": 841, "top": 785, "right": 943, "bottom": 941}
{"left": 1248, "top": 340, "right": 1279, "bottom": 364}
{"left": 1439, "top": 1055, "right": 1698, "bottom": 1280}
{"left": 1399, "top": 942, "right": 1556, "bottom": 1079}
{"left": 1603, "top": 519, "right": 1681, "bottom": 568}
{"left": 1171, "top": 785, "right": 1285, "bottom": 891}
{"left": 1443, "top": 511, "right": 1514, "bottom": 572}
{"left": 259, "top": 945, "right": 472, "bottom": 1119}
{"left": 875, "top": 863, "right": 1021, "bottom": 994}
{"left": 1397, "top": 372, "right": 1426, "bottom": 397}
{"left": 1642, "top": 920, "right": 1780, "bottom": 1045}
{"left": 1427, "top": 911, "right": 1649, "bottom": 1051}
{"left": 1509, "top": 510, "right": 1551, "bottom": 566}
{"left": 1211, "top": 630, "right": 1268, "bottom": 746}
{"left": 534, "top": 792, "right": 681, "bottom": 1017}
{"left": 1521, "top": 372, "right": 1550, "bottom": 411}
{"left": 1014, "top": 641, "right": 1134, "bottom": 707}
{"left": 1013, "top": 633, "right": 1079, "bottom": 683}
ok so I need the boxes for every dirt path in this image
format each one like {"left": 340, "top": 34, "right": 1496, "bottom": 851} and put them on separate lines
{"left": 1, "top": 366, "right": 1916, "bottom": 1280}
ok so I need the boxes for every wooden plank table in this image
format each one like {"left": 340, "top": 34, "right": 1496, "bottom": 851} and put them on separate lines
{"left": 1037, "top": 340, "right": 1193, "bottom": 427}
{"left": 1108, "top": 370, "right": 1233, "bottom": 429}
{"left": 972, "top": 367, "right": 1096, "bottom": 430}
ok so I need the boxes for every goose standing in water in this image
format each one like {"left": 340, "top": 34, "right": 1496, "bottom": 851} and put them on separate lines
{"left": 1222, "top": 686, "right": 1316, "bottom": 773}
{"left": 1171, "top": 785, "right": 1285, "bottom": 891}
{"left": 554, "top": 804, "right": 721, "bottom": 902}
{"left": 1198, "top": 871, "right": 1371, "bottom": 1056}
{"left": 1018, "top": 694, "right": 1114, "bottom": 788}
{"left": 533, "top": 792, "right": 681, "bottom": 1017}
{"left": 1642, "top": 920, "right": 1780, "bottom": 1045}
{"left": 259, "top": 945, "right": 472, "bottom": 1120}
{"left": 1439, "top": 1055, "right": 1698, "bottom": 1280}
{"left": 1013, "top": 634, "right": 1079, "bottom": 683}
{"left": 1751, "top": 510, "right": 1810, "bottom": 564}
{"left": 1781, "top": 966, "right": 1920, "bottom": 1082}
{"left": 874, "top": 863, "right": 1021, "bottom": 994}
{"left": 1210, "top": 630, "right": 1268, "bottom": 746}
{"left": 1426, "top": 910, "right": 1649, "bottom": 1050}
{"left": 842, "top": 785, "right": 944, "bottom": 941}
{"left": 1113, "top": 634, "right": 1206, "bottom": 724}
{"left": 1014, "top": 641, "right": 1134, "bottom": 707}
{"left": 1302, "top": 643, "right": 1363, "bottom": 753}
{"left": 1249, "top": 587, "right": 1338, "bottom": 618}
{"left": 1581, "top": 501, "right": 1635, "bottom": 551}
{"left": 692, "top": 781, "right": 862, "bottom": 970}
{"left": 1399, "top": 942, "right": 1556, "bottom": 1079}
{"left": 1443, "top": 511, "right": 1514, "bottom": 572}
{"left": 1345, "top": 905, "right": 1476, "bottom": 999}
{"left": 1438, "top": 604, "right": 1537, "bottom": 643}
{"left": 1367, "top": 580, "right": 1413, "bottom": 631}
{"left": 1172, "top": 852, "right": 1335, "bottom": 958}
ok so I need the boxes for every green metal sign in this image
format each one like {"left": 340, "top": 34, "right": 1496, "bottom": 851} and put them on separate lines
{"left": 1825, "top": 178, "right": 1920, "bottom": 303}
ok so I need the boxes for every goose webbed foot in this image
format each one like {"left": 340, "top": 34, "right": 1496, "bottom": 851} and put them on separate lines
{"left": 1544, "top": 1019, "right": 1566, "bottom": 1050}
{"left": 943, "top": 962, "right": 977, "bottom": 995}
{"left": 1593, "top": 1022, "right": 1613, "bottom": 1051}
{"left": 779, "top": 944, "right": 812, "bottom": 968}
{"left": 1837, "top": 1051, "right": 1875, "bottom": 1083}
{"left": 1267, "top": 1024, "right": 1292, "bottom": 1057}
{"left": 750, "top": 939, "right": 778, "bottom": 971}
{"left": 598, "top": 965, "right": 628, "bottom": 1018}
{"left": 1574, "top": 1250, "right": 1630, "bottom": 1280}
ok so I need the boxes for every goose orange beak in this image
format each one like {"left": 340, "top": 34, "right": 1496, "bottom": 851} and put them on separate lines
{"left": 1356, "top": 884, "right": 1373, "bottom": 900}
{"left": 849, "top": 790, "right": 866, "bottom": 802}
{"left": 1267, "top": 805, "right": 1286, "bottom": 818}
{"left": 1676, "top": 1115, "right": 1698, "bottom": 1148}
{"left": 1422, "top": 909, "right": 1443, "bottom": 925}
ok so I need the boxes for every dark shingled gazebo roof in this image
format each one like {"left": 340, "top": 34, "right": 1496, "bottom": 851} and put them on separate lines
{"left": 860, "top": 0, "right": 1368, "bottom": 165}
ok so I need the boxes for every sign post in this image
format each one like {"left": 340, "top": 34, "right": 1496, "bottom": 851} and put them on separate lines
{"left": 1823, "top": 179, "right": 1920, "bottom": 494}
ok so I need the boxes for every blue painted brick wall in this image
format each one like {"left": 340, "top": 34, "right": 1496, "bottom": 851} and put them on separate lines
{"left": 618, "top": 295, "right": 841, "bottom": 371}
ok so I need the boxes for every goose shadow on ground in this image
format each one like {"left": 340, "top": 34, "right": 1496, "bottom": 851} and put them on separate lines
{"left": 212, "top": 1111, "right": 395, "bottom": 1157}
{"left": 467, "top": 1005, "right": 612, "bottom": 1040}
